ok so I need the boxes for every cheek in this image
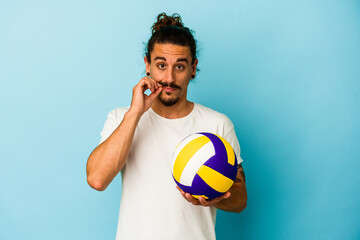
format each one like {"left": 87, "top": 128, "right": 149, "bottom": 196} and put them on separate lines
{"left": 151, "top": 70, "right": 165, "bottom": 81}
{"left": 181, "top": 71, "right": 192, "bottom": 82}
{"left": 178, "top": 69, "right": 191, "bottom": 78}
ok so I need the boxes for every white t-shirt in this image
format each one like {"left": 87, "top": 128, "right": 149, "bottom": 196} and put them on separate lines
{"left": 100, "top": 103, "right": 243, "bottom": 240}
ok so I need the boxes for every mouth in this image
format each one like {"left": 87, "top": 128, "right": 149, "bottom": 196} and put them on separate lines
{"left": 163, "top": 87, "right": 178, "bottom": 93}
{"left": 159, "top": 81, "right": 181, "bottom": 93}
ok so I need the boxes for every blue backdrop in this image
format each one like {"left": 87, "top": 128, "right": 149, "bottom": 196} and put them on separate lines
{"left": 1, "top": 1, "right": 359, "bottom": 239}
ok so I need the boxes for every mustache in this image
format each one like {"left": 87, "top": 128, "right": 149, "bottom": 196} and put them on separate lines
{"left": 158, "top": 81, "right": 181, "bottom": 90}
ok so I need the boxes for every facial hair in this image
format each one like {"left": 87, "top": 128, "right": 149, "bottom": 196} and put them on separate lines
{"left": 158, "top": 82, "right": 182, "bottom": 107}
{"left": 158, "top": 92, "right": 179, "bottom": 106}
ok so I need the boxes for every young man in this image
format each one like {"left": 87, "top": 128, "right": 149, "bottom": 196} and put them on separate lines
{"left": 86, "top": 13, "right": 247, "bottom": 240}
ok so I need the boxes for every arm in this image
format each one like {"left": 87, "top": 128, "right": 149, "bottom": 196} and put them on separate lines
{"left": 86, "top": 109, "right": 141, "bottom": 191}
{"left": 86, "top": 77, "right": 162, "bottom": 191}
{"left": 177, "top": 163, "right": 247, "bottom": 213}
{"left": 213, "top": 163, "right": 247, "bottom": 212}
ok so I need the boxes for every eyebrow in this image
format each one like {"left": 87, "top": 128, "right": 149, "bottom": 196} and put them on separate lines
{"left": 177, "top": 58, "right": 188, "bottom": 63}
{"left": 154, "top": 57, "right": 166, "bottom": 61}
{"left": 154, "top": 57, "right": 188, "bottom": 64}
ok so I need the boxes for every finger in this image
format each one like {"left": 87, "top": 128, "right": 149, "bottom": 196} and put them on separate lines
{"left": 176, "top": 186, "right": 191, "bottom": 203}
{"left": 199, "top": 197, "right": 209, "bottom": 206}
{"left": 143, "top": 77, "right": 159, "bottom": 90}
{"left": 207, "top": 192, "right": 231, "bottom": 206}
{"left": 145, "top": 80, "right": 154, "bottom": 93}
{"left": 139, "top": 78, "right": 155, "bottom": 92}
{"left": 176, "top": 186, "right": 186, "bottom": 196}
{"left": 185, "top": 193, "right": 201, "bottom": 205}
{"left": 176, "top": 187, "right": 188, "bottom": 201}
{"left": 176, "top": 186, "right": 184, "bottom": 194}
{"left": 176, "top": 187, "right": 201, "bottom": 205}
{"left": 135, "top": 81, "right": 149, "bottom": 96}
{"left": 182, "top": 193, "right": 191, "bottom": 202}
{"left": 148, "top": 87, "right": 162, "bottom": 101}
{"left": 206, "top": 198, "right": 222, "bottom": 206}
{"left": 224, "top": 191, "right": 231, "bottom": 198}
{"left": 217, "top": 191, "right": 231, "bottom": 200}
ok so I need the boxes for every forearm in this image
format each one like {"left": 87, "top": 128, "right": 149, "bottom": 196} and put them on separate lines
{"left": 86, "top": 109, "right": 142, "bottom": 191}
{"left": 214, "top": 185, "right": 247, "bottom": 213}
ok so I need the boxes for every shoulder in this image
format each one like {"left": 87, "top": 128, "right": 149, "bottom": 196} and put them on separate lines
{"left": 107, "top": 106, "right": 130, "bottom": 116}
{"left": 194, "top": 103, "right": 234, "bottom": 127}
{"left": 106, "top": 106, "right": 130, "bottom": 123}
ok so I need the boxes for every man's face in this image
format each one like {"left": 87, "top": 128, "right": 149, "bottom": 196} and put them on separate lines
{"left": 145, "top": 43, "right": 197, "bottom": 106}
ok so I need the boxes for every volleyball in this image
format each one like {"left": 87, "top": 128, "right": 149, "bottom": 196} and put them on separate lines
{"left": 171, "top": 132, "right": 238, "bottom": 200}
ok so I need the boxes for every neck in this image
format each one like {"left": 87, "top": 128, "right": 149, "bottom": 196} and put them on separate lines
{"left": 151, "top": 98, "right": 194, "bottom": 119}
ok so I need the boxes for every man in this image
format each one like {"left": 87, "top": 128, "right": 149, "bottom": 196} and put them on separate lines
{"left": 86, "top": 13, "right": 247, "bottom": 240}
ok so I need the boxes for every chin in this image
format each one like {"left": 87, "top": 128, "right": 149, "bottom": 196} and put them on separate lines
{"left": 158, "top": 93, "right": 179, "bottom": 106}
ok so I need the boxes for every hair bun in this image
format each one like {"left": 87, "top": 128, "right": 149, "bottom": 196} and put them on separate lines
{"left": 151, "top": 13, "right": 184, "bottom": 33}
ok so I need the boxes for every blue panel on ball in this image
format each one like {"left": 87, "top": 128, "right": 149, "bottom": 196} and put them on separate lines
{"left": 204, "top": 153, "right": 238, "bottom": 181}
{"left": 192, "top": 174, "right": 223, "bottom": 199}
{"left": 200, "top": 132, "right": 227, "bottom": 159}
{"left": 199, "top": 132, "right": 238, "bottom": 181}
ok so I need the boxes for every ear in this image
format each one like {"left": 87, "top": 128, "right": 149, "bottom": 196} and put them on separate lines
{"left": 191, "top": 59, "right": 198, "bottom": 77}
{"left": 144, "top": 56, "right": 150, "bottom": 75}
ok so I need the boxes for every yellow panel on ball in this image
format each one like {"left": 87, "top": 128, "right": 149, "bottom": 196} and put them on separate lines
{"left": 173, "top": 135, "right": 211, "bottom": 183}
{"left": 197, "top": 165, "right": 234, "bottom": 193}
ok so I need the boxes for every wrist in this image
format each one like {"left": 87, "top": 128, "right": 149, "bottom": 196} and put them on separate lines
{"left": 126, "top": 108, "right": 144, "bottom": 122}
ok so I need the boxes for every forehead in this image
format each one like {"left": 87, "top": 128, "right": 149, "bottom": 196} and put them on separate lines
{"left": 151, "top": 43, "right": 191, "bottom": 61}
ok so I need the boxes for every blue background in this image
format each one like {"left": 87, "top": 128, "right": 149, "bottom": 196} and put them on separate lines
{"left": 1, "top": 1, "right": 359, "bottom": 239}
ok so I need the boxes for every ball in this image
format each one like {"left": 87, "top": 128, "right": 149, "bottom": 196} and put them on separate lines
{"left": 171, "top": 132, "right": 238, "bottom": 200}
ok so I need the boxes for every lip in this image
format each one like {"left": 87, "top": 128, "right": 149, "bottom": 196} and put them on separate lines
{"left": 163, "top": 87, "right": 177, "bottom": 92}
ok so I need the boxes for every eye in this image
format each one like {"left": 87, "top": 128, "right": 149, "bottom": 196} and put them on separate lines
{"left": 176, "top": 65, "right": 184, "bottom": 70}
{"left": 158, "top": 63, "right": 165, "bottom": 69}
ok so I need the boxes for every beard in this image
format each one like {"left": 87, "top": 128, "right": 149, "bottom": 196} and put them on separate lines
{"left": 157, "top": 81, "right": 182, "bottom": 106}
{"left": 158, "top": 92, "right": 179, "bottom": 106}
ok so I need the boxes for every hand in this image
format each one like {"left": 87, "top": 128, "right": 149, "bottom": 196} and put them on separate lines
{"left": 176, "top": 186, "right": 231, "bottom": 207}
{"left": 130, "top": 76, "right": 162, "bottom": 115}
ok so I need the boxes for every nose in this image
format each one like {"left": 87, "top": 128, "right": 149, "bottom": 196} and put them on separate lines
{"left": 163, "top": 68, "right": 175, "bottom": 84}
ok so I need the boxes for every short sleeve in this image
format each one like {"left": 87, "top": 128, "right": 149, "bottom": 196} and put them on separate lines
{"left": 224, "top": 122, "right": 243, "bottom": 165}
{"left": 99, "top": 107, "right": 129, "bottom": 144}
